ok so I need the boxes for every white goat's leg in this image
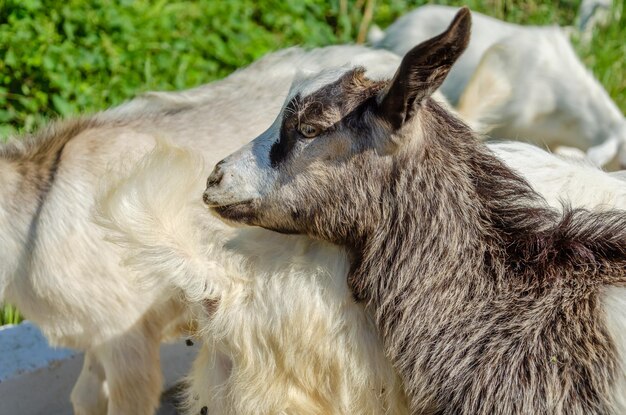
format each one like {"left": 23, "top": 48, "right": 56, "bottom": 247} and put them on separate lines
{"left": 96, "top": 323, "right": 163, "bottom": 415}
{"left": 71, "top": 349, "right": 108, "bottom": 415}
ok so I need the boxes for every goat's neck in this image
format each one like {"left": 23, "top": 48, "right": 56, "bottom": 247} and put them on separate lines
{"left": 346, "top": 107, "right": 573, "bottom": 336}
{"left": 349, "top": 140, "right": 497, "bottom": 306}
{"left": 347, "top": 107, "right": 520, "bottom": 302}
{"left": 344, "top": 106, "right": 626, "bottom": 413}
{"left": 348, "top": 122, "right": 626, "bottom": 355}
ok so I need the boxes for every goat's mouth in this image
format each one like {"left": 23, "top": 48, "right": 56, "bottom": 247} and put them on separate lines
{"left": 208, "top": 200, "right": 258, "bottom": 225}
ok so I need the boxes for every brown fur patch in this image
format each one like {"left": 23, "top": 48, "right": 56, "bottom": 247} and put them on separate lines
{"left": 1, "top": 117, "right": 105, "bottom": 198}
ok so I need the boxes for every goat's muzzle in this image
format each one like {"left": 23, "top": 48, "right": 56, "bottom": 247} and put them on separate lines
{"left": 203, "top": 161, "right": 225, "bottom": 206}
{"left": 206, "top": 161, "right": 224, "bottom": 187}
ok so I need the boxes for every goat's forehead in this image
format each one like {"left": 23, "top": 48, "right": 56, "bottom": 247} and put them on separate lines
{"left": 287, "top": 60, "right": 395, "bottom": 103}
{"left": 288, "top": 67, "right": 352, "bottom": 101}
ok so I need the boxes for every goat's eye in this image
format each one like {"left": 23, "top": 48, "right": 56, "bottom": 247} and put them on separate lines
{"left": 299, "top": 123, "right": 320, "bottom": 139}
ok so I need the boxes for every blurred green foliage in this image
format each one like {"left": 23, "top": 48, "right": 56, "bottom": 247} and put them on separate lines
{"left": 0, "top": 0, "right": 623, "bottom": 140}
{"left": 576, "top": 2, "right": 625, "bottom": 111}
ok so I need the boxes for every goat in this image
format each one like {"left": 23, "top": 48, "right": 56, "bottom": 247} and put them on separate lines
{"left": 99, "top": 138, "right": 626, "bottom": 415}
{"left": 94, "top": 141, "right": 409, "bottom": 414}
{"left": 578, "top": 0, "right": 614, "bottom": 32}
{"left": 370, "top": 5, "right": 555, "bottom": 104}
{"left": 0, "top": 44, "right": 400, "bottom": 415}
{"left": 372, "top": 5, "right": 626, "bottom": 168}
{"left": 204, "top": 9, "right": 626, "bottom": 414}
{"left": 458, "top": 29, "right": 626, "bottom": 168}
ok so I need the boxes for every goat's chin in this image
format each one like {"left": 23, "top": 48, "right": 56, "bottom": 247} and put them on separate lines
{"left": 210, "top": 202, "right": 301, "bottom": 235}
{"left": 210, "top": 200, "right": 259, "bottom": 227}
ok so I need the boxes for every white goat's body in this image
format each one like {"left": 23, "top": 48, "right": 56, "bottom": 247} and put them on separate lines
{"left": 374, "top": 5, "right": 626, "bottom": 168}
{"left": 372, "top": 5, "right": 541, "bottom": 104}
{"left": 490, "top": 142, "right": 626, "bottom": 209}
{"left": 459, "top": 30, "right": 626, "bottom": 168}
{"left": 95, "top": 144, "right": 409, "bottom": 414}
{"left": 0, "top": 45, "right": 401, "bottom": 415}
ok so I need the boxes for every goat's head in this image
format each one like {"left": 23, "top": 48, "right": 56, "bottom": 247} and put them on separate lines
{"left": 204, "top": 8, "right": 472, "bottom": 242}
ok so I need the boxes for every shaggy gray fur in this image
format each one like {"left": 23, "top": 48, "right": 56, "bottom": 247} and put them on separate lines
{"left": 209, "top": 9, "right": 626, "bottom": 414}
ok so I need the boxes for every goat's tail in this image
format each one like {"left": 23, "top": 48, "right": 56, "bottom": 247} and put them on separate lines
{"left": 94, "top": 140, "right": 233, "bottom": 303}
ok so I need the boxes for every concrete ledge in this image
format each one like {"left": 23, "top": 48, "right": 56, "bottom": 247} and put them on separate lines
{"left": 0, "top": 322, "right": 198, "bottom": 415}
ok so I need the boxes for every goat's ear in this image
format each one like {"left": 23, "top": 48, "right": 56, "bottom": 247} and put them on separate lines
{"left": 377, "top": 7, "right": 471, "bottom": 130}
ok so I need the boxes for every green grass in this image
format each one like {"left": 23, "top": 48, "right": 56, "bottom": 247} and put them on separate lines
{"left": 575, "top": 1, "right": 626, "bottom": 111}
{"left": 0, "top": 0, "right": 624, "bottom": 325}
{"left": 0, "top": 0, "right": 623, "bottom": 139}
{"left": 0, "top": 304, "right": 22, "bottom": 326}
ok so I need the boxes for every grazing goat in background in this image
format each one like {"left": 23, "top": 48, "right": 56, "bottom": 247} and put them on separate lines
{"left": 0, "top": 44, "right": 400, "bottom": 415}
{"left": 458, "top": 29, "right": 626, "bottom": 168}
{"left": 578, "top": 0, "right": 615, "bottom": 33}
{"left": 204, "top": 9, "right": 626, "bottom": 414}
{"left": 372, "top": 4, "right": 626, "bottom": 168}
{"left": 369, "top": 4, "right": 559, "bottom": 104}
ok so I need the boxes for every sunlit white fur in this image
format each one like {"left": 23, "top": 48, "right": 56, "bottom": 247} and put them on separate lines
{"left": 96, "top": 142, "right": 409, "bottom": 415}
{"left": 490, "top": 142, "right": 626, "bottom": 210}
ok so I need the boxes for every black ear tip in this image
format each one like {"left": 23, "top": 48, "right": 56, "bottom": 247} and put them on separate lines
{"left": 449, "top": 7, "right": 472, "bottom": 45}
{"left": 453, "top": 7, "right": 472, "bottom": 27}
{"left": 456, "top": 6, "right": 471, "bottom": 18}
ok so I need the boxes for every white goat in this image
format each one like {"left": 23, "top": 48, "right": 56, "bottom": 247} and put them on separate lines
{"left": 372, "top": 5, "right": 626, "bottom": 168}
{"left": 458, "top": 29, "right": 626, "bottom": 168}
{"left": 96, "top": 138, "right": 626, "bottom": 415}
{"left": 94, "top": 142, "right": 409, "bottom": 414}
{"left": 0, "top": 45, "right": 400, "bottom": 415}
{"left": 578, "top": 0, "right": 614, "bottom": 32}
{"left": 370, "top": 5, "right": 555, "bottom": 104}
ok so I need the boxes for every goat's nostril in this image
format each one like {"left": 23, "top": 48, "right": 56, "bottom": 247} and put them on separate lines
{"left": 202, "top": 191, "right": 211, "bottom": 205}
{"left": 206, "top": 166, "right": 224, "bottom": 188}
